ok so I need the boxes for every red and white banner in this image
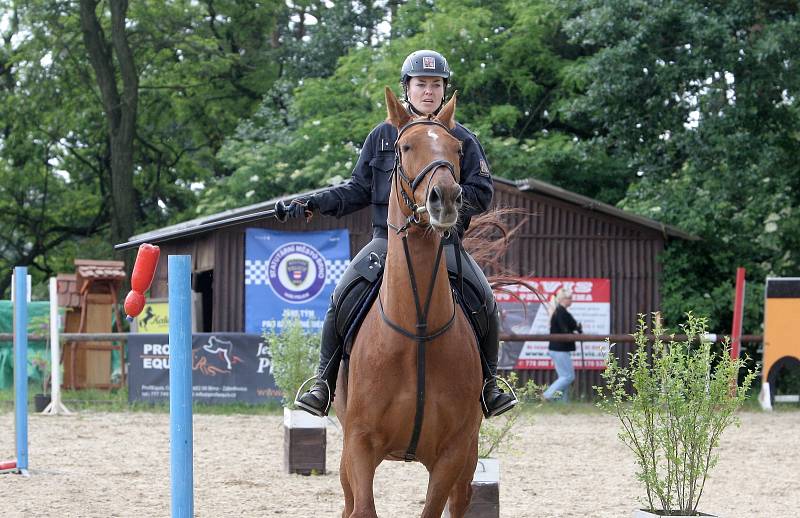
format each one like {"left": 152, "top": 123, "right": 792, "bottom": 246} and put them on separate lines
{"left": 495, "top": 278, "right": 611, "bottom": 370}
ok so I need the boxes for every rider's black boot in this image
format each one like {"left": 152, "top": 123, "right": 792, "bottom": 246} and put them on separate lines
{"left": 479, "top": 307, "right": 518, "bottom": 418}
{"left": 295, "top": 304, "right": 342, "bottom": 417}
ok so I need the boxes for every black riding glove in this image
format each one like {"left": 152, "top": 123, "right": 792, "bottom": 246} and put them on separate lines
{"left": 276, "top": 197, "right": 316, "bottom": 222}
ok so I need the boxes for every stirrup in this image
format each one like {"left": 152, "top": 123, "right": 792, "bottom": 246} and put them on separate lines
{"left": 480, "top": 375, "right": 518, "bottom": 418}
{"left": 294, "top": 376, "right": 332, "bottom": 417}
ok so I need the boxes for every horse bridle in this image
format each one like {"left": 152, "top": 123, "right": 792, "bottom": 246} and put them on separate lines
{"left": 383, "top": 117, "right": 464, "bottom": 343}
{"left": 381, "top": 117, "right": 465, "bottom": 462}
{"left": 388, "top": 117, "right": 463, "bottom": 234}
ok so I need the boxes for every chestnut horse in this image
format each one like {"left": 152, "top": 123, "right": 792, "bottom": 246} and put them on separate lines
{"left": 333, "top": 88, "right": 483, "bottom": 518}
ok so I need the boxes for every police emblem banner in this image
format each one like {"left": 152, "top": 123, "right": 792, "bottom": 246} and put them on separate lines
{"left": 245, "top": 228, "right": 350, "bottom": 333}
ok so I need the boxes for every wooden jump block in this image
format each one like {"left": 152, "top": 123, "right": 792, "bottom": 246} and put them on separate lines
{"left": 283, "top": 408, "right": 326, "bottom": 475}
{"left": 464, "top": 482, "right": 500, "bottom": 518}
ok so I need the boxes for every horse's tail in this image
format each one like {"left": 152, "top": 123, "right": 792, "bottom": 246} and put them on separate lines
{"left": 462, "top": 208, "right": 546, "bottom": 307}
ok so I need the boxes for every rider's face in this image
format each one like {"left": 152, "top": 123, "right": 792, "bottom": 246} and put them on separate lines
{"left": 406, "top": 76, "right": 445, "bottom": 115}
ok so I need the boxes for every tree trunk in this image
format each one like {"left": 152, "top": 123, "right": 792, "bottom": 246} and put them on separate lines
{"left": 79, "top": 0, "right": 138, "bottom": 263}
{"left": 389, "top": 0, "right": 400, "bottom": 40}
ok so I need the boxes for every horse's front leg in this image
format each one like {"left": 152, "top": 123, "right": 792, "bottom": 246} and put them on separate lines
{"left": 342, "top": 430, "right": 381, "bottom": 518}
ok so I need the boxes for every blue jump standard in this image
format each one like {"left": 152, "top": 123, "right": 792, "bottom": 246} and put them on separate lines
{"left": 169, "top": 255, "right": 194, "bottom": 518}
{"left": 14, "top": 266, "right": 29, "bottom": 475}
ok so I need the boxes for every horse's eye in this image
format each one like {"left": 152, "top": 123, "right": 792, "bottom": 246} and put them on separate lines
{"left": 402, "top": 144, "right": 411, "bottom": 152}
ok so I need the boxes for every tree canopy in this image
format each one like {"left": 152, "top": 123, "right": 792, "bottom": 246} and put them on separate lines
{"left": 561, "top": 0, "right": 799, "bottom": 330}
{"left": 2, "top": 0, "right": 798, "bottom": 332}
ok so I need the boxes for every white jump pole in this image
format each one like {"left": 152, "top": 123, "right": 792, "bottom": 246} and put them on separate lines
{"left": 42, "top": 277, "right": 70, "bottom": 415}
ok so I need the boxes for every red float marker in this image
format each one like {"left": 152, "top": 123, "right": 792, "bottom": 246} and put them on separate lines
{"left": 124, "top": 243, "right": 161, "bottom": 321}
{"left": 0, "top": 459, "right": 17, "bottom": 472}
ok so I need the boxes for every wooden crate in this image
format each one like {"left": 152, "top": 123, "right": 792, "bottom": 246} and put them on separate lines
{"left": 282, "top": 408, "right": 326, "bottom": 475}
{"left": 464, "top": 482, "right": 500, "bottom": 518}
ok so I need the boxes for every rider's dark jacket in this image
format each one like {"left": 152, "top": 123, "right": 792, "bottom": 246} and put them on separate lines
{"left": 311, "top": 121, "right": 494, "bottom": 239}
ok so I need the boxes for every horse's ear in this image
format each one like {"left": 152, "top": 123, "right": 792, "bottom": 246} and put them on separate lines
{"left": 437, "top": 91, "right": 457, "bottom": 130}
{"left": 385, "top": 86, "right": 411, "bottom": 128}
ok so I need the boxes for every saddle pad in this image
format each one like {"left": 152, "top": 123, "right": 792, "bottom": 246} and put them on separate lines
{"left": 337, "top": 273, "right": 488, "bottom": 357}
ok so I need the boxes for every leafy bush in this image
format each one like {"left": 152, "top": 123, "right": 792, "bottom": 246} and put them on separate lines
{"left": 264, "top": 318, "right": 320, "bottom": 408}
{"left": 478, "top": 373, "right": 543, "bottom": 458}
{"left": 596, "top": 313, "right": 757, "bottom": 515}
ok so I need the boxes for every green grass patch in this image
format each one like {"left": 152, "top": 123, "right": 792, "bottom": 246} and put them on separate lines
{"left": 4, "top": 386, "right": 794, "bottom": 416}
{"left": 0, "top": 386, "right": 285, "bottom": 415}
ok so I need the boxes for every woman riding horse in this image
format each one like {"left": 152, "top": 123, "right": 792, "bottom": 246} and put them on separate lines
{"left": 281, "top": 50, "right": 517, "bottom": 419}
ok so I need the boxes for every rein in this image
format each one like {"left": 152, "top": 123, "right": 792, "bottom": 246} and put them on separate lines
{"left": 382, "top": 117, "right": 463, "bottom": 462}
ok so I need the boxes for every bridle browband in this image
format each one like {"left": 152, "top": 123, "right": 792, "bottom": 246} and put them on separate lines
{"left": 381, "top": 116, "right": 465, "bottom": 462}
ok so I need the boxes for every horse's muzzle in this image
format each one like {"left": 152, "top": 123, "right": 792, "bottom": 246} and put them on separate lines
{"left": 427, "top": 183, "right": 463, "bottom": 229}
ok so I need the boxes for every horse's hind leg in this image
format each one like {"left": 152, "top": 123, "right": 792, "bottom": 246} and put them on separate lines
{"left": 420, "top": 447, "right": 476, "bottom": 518}
{"left": 342, "top": 432, "right": 381, "bottom": 518}
{"left": 340, "top": 454, "right": 354, "bottom": 518}
{"left": 444, "top": 463, "right": 475, "bottom": 518}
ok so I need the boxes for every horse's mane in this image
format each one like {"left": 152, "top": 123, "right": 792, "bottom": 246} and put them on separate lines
{"left": 462, "top": 208, "right": 544, "bottom": 305}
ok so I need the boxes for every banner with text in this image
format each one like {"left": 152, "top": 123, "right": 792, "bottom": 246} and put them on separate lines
{"left": 245, "top": 228, "right": 350, "bottom": 334}
{"left": 127, "top": 333, "right": 281, "bottom": 404}
{"left": 132, "top": 300, "right": 169, "bottom": 333}
{"left": 496, "top": 278, "right": 611, "bottom": 370}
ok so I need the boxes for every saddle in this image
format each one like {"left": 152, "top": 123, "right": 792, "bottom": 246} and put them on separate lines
{"left": 336, "top": 252, "right": 490, "bottom": 356}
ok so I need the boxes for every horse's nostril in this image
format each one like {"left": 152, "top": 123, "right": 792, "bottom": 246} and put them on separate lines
{"left": 430, "top": 186, "right": 442, "bottom": 205}
{"left": 453, "top": 185, "right": 463, "bottom": 206}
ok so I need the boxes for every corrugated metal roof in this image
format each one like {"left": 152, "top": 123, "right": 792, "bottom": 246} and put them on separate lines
{"left": 119, "top": 177, "right": 696, "bottom": 248}
{"left": 118, "top": 185, "right": 333, "bottom": 250}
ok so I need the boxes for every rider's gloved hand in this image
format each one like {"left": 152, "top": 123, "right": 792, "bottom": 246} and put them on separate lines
{"left": 276, "top": 197, "right": 316, "bottom": 222}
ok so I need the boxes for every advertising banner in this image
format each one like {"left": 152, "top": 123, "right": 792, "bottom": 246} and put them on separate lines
{"left": 127, "top": 333, "right": 281, "bottom": 404}
{"left": 496, "top": 278, "right": 611, "bottom": 370}
{"left": 131, "top": 300, "right": 169, "bottom": 333}
{"left": 244, "top": 228, "right": 350, "bottom": 334}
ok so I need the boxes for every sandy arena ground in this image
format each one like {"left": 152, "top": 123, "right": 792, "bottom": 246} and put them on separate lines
{"left": 1, "top": 409, "right": 798, "bottom": 517}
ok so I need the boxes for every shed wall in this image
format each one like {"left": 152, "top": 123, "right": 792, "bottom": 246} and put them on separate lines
{"left": 147, "top": 182, "right": 667, "bottom": 399}
{"left": 492, "top": 184, "right": 664, "bottom": 397}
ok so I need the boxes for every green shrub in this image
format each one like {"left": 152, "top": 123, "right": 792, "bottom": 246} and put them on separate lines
{"left": 478, "top": 372, "right": 543, "bottom": 458}
{"left": 597, "top": 313, "right": 757, "bottom": 515}
{"left": 264, "top": 318, "right": 320, "bottom": 408}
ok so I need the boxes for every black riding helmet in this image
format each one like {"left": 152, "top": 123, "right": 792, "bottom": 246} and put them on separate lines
{"left": 400, "top": 50, "right": 450, "bottom": 115}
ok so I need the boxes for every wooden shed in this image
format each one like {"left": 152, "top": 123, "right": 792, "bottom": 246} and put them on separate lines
{"left": 57, "top": 260, "right": 126, "bottom": 389}
{"left": 122, "top": 177, "right": 694, "bottom": 397}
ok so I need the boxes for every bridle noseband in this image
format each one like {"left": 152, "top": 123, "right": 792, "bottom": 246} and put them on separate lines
{"left": 389, "top": 117, "right": 463, "bottom": 234}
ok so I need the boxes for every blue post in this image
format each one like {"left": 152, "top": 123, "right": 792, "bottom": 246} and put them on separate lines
{"left": 14, "top": 267, "right": 28, "bottom": 473}
{"left": 169, "top": 255, "right": 193, "bottom": 518}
